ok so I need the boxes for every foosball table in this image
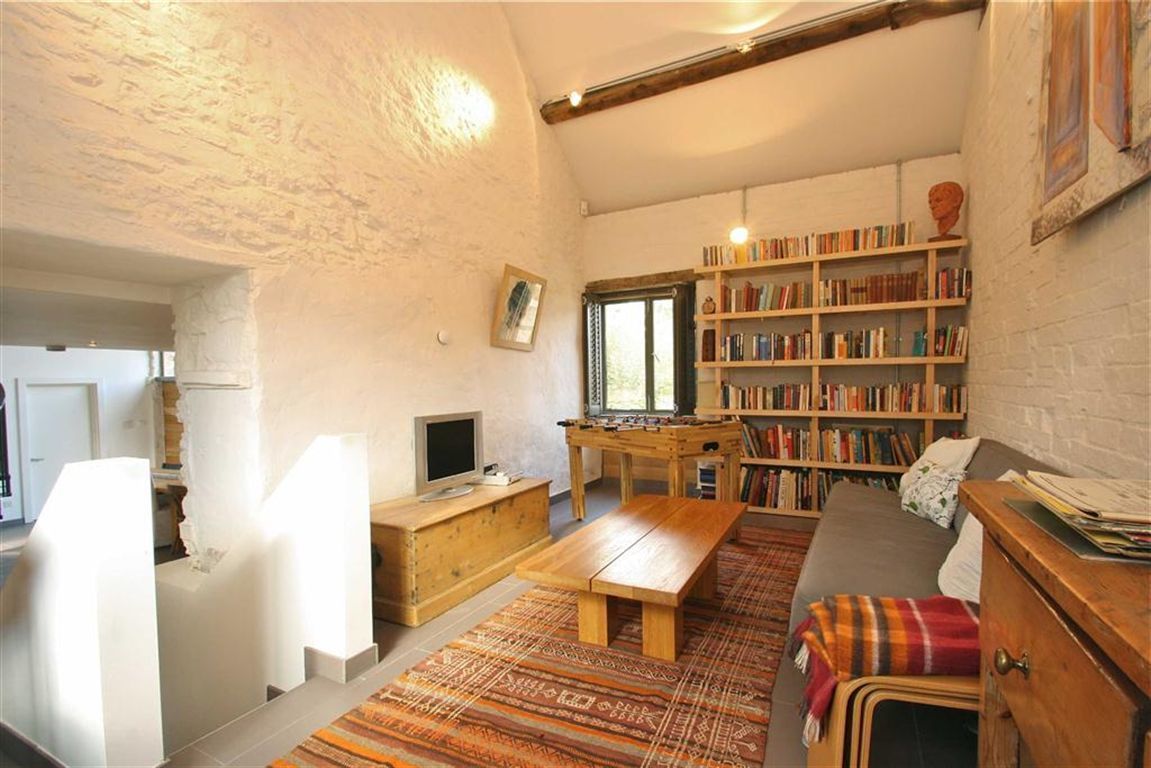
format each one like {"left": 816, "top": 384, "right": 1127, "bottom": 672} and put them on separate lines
{"left": 558, "top": 416, "right": 743, "bottom": 520}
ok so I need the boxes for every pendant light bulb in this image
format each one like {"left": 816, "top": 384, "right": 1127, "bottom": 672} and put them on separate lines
{"left": 729, "top": 186, "right": 750, "bottom": 244}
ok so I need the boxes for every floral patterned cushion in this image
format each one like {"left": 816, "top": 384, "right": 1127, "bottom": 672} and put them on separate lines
{"left": 901, "top": 461, "right": 967, "bottom": 528}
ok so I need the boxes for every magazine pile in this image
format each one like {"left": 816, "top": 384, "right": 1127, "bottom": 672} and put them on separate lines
{"left": 1014, "top": 472, "right": 1151, "bottom": 561}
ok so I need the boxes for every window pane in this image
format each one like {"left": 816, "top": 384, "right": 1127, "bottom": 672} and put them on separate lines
{"left": 604, "top": 301, "right": 646, "bottom": 410}
{"left": 652, "top": 298, "right": 675, "bottom": 411}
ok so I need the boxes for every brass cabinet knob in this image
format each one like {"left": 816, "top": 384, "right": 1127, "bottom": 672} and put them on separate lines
{"left": 993, "top": 647, "right": 1030, "bottom": 678}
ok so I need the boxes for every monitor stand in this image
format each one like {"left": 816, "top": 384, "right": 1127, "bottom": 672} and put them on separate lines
{"left": 418, "top": 485, "right": 475, "bottom": 503}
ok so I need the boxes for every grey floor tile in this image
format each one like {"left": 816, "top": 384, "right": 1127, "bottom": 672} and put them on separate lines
{"left": 191, "top": 678, "right": 342, "bottom": 764}
{"left": 163, "top": 745, "right": 224, "bottom": 768}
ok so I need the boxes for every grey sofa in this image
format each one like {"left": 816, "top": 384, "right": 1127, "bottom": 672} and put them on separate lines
{"left": 762, "top": 439, "right": 1057, "bottom": 767}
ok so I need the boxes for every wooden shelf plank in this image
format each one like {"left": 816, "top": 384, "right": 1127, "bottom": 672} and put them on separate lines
{"left": 694, "top": 239, "right": 969, "bottom": 276}
{"left": 694, "top": 297, "right": 967, "bottom": 322}
{"left": 696, "top": 356, "right": 965, "bottom": 369}
{"left": 695, "top": 407, "right": 966, "bottom": 420}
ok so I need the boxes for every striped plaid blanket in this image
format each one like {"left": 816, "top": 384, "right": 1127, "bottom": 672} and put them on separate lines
{"left": 790, "top": 594, "right": 980, "bottom": 745}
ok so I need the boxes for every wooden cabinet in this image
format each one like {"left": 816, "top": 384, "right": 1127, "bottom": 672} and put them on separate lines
{"left": 960, "top": 481, "right": 1151, "bottom": 768}
{"left": 695, "top": 239, "right": 969, "bottom": 517}
{"left": 370, "top": 478, "right": 552, "bottom": 626}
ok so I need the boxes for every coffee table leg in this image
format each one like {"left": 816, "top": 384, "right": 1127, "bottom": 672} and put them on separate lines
{"left": 689, "top": 557, "right": 718, "bottom": 600}
{"left": 568, "top": 444, "right": 585, "bottom": 520}
{"left": 578, "top": 592, "right": 617, "bottom": 646}
{"left": 642, "top": 603, "right": 683, "bottom": 661}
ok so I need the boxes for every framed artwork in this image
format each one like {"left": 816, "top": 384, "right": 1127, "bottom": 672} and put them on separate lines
{"left": 1032, "top": 0, "right": 1151, "bottom": 245}
{"left": 491, "top": 264, "right": 547, "bottom": 352}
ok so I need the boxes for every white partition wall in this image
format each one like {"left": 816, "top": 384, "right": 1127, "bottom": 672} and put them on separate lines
{"left": 156, "top": 433, "right": 375, "bottom": 751}
{"left": 0, "top": 458, "right": 165, "bottom": 767}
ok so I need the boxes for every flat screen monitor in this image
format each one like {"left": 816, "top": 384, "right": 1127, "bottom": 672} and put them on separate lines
{"left": 414, "top": 411, "right": 483, "bottom": 502}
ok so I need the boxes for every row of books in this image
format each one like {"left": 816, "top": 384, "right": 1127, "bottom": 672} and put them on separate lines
{"left": 818, "top": 427, "right": 920, "bottom": 466}
{"left": 721, "top": 383, "right": 811, "bottom": 411}
{"left": 937, "top": 268, "right": 973, "bottom": 299}
{"left": 739, "top": 467, "right": 814, "bottom": 510}
{"left": 740, "top": 422, "right": 810, "bottom": 460}
{"left": 719, "top": 331, "right": 813, "bottom": 362}
{"left": 817, "top": 383, "right": 969, "bottom": 414}
{"left": 720, "top": 281, "right": 811, "bottom": 312}
{"left": 910, "top": 325, "right": 969, "bottom": 357}
{"left": 823, "top": 326, "right": 889, "bottom": 359}
{"left": 818, "top": 472, "right": 900, "bottom": 506}
{"left": 701, "top": 222, "right": 916, "bottom": 266}
{"left": 817, "top": 272, "right": 926, "bottom": 306}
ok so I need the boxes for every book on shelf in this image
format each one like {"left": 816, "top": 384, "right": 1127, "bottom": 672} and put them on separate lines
{"left": 1013, "top": 472, "right": 1151, "bottom": 560}
{"left": 701, "top": 222, "right": 916, "bottom": 266}
{"left": 912, "top": 330, "right": 928, "bottom": 357}
{"left": 817, "top": 383, "right": 968, "bottom": 414}
{"left": 821, "top": 326, "right": 888, "bottom": 360}
{"left": 817, "top": 426, "right": 918, "bottom": 466}
{"left": 720, "top": 330, "right": 812, "bottom": 362}
{"left": 817, "top": 271, "right": 925, "bottom": 307}
{"left": 739, "top": 466, "right": 813, "bottom": 510}
{"left": 721, "top": 383, "right": 810, "bottom": 411}
{"left": 936, "top": 267, "right": 972, "bottom": 299}
{"left": 818, "top": 471, "right": 900, "bottom": 506}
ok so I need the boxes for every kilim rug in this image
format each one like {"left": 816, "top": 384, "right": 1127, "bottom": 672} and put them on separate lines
{"left": 273, "top": 526, "right": 812, "bottom": 768}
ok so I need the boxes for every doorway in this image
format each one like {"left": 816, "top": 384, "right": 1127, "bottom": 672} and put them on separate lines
{"left": 17, "top": 379, "right": 101, "bottom": 522}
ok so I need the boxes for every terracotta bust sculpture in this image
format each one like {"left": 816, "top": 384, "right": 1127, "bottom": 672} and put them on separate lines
{"left": 928, "top": 181, "right": 964, "bottom": 241}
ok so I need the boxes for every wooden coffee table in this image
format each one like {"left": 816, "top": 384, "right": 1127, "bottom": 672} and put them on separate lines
{"left": 516, "top": 495, "right": 746, "bottom": 661}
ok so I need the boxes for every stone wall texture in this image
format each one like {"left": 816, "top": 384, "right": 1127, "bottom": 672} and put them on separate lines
{"left": 960, "top": 2, "right": 1150, "bottom": 478}
{"left": 2, "top": 3, "right": 585, "bottom": 556}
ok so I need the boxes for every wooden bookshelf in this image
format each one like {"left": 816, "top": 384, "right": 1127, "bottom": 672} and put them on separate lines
{"left": 695, "top": 237, "right": 970, "bottom": 518}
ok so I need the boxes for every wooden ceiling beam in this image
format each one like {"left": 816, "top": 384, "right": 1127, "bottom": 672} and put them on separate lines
{"left": 540, "top": 0, "right": 986, "bottom": 125}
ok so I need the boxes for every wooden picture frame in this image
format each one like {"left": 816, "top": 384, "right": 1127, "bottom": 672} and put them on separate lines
{"left": 1032, "top": 0, "right": 1151, "bottom": 245}
{"left": 491, "top": 264, "right": 547, "bottom": 352}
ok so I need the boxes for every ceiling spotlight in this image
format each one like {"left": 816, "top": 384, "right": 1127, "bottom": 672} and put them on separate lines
{"left": 732, "top": 38, "right": 755, "bottom": 54}
{"left": 569, "top": 90, "right": 583, "bottom": 107}
{"left": 87, "top": 340, "right": 99, "bottom": 348}
{"left": 729, "top": 226, "right": 749, "bottom": 245}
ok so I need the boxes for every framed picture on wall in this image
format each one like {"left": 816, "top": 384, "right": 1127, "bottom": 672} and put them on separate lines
{"left": 1032, "top": 0, "right": 1151, "bottom": 244}
{"left": 491, "top": 264, "right": 547, "bottom": 352}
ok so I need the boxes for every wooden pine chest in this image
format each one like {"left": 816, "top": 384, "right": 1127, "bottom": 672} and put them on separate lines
{"left": 369, "top": 478, "right": 552, "bottom": 626}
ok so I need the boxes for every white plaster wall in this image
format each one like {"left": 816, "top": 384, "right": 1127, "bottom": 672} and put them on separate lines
{"left": 156, "top": 434, "right": 373, "bottom": 752}
{"left": 582, "top": 155, "right": 964, "bottom": 282}
{"left": 0, "top": 458, "right": 164, "bottom": 767}
{"left": 2, "top": 3, "right": 584, "bottom": 555}
{"left": 0, "top": 345, "right": 154, "bottom": 522}
{"left": 960, "top": 2, "right": 1151, "bottom": 478}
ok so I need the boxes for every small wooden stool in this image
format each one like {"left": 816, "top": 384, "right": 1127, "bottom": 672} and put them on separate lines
{"left": 806, "top": 675, "right": 978, "bottom": 768}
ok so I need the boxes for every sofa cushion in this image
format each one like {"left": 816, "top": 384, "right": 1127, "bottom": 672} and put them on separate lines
{"left": 953, "top": 440, "right": 1059, "bottom": 529}
{"left": 788, "top": 482, "right": 957, "bottom": 632}
{"left": 901, "top": 463, "right": 967, "bottom": 528}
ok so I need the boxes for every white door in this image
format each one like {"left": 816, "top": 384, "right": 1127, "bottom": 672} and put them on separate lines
{"left": 24, "top": 383, "right": 98, "bottom": 522}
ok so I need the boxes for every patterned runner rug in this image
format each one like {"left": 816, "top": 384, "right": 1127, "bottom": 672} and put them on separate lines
{"left": 274, "top": 526, "right": 811, "bottom": 767}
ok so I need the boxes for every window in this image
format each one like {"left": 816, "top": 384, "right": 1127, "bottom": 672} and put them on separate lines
{"left": 584, "top": 281, "right": 695, "bottom": 415}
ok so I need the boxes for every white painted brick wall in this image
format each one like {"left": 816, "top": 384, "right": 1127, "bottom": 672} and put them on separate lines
{"left": 2, "top": 4, "right": 586, "bottom": 546}
{"left": 961, "top": 2, "right": 1151, "bottom": 479}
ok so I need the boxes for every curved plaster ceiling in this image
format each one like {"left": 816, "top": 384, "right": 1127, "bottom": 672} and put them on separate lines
{"left": 502, "top": 2, "right": 981, "bottom": 213}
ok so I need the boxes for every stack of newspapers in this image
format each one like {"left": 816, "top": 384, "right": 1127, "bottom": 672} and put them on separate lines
{"left": 1014, "top": 472, "right": 1151, "bottom": 560}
